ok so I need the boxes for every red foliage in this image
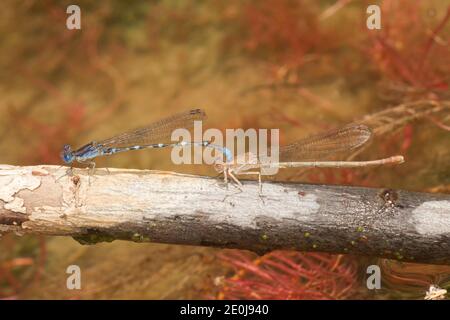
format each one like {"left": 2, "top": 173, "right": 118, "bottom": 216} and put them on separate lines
{"left": 217, "top": 250, "right": 358, "bottom": 300}
{"left": 224, "top": 0, "right": 340, "bottom": 82}
{"left": 368, "top": 1, "right": 450, "bottom": 93}
{"left": 243, "top": 0, "right": 319, "bottom": 66}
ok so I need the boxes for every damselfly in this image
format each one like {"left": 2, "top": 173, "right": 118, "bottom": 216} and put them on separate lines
{"left": 213, "top": 124, "right": 404, "bottom": 193}
{"left": 61, "top": 109, "right": 209, "bottom": 172}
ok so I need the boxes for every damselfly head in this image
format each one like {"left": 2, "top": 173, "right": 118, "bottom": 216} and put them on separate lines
{"left": 61, "top": 144, "right": 74, "bottom": 164}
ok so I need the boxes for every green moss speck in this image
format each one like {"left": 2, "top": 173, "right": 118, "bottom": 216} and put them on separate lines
{"left": 395, "top": 252, "right": 404, "bottom": 260}
{"left": 73, "top": 230, "right": 151, "bottom": 245}
{"left": 131, "top": 233, "right": 151, "bottom": 242}
{"left": 73, "top": 234, "right": 116, "bottom": 245}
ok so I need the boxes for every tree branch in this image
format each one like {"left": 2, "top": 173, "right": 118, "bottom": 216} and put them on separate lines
{"left": 1, "top": 165, "right": 449, "bottom": 265}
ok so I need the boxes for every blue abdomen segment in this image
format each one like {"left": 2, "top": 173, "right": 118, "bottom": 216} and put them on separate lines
{"left": 223, "top": 147, "right": 233, "bottom": 162}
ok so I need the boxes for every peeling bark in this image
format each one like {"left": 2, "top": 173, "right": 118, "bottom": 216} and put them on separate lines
{"left": 1, "top": 165, "right": 449, "bottom": 265}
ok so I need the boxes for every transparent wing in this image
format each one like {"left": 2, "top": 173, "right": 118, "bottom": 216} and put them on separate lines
{"left": 279, "top": 124, "right": 372, "bottom": 162}
{"left": 97, "top": 109, "right": 206, "bottom": 148}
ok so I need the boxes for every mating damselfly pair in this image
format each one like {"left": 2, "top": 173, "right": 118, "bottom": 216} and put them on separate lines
{"left": 61, "top": 109, "right": 404, "bottom": 190}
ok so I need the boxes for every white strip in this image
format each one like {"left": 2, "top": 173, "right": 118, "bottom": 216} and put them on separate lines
{"left": 412, "top": 201, "right": 450, "bottom": 236}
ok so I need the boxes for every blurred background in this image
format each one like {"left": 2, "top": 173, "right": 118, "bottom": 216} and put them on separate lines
{"left": 0, "top": 0, "right": 449, "bottom": 299}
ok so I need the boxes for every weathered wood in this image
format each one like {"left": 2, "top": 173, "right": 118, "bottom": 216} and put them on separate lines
{"left": 1, "top": 165, "right": 449, "bottom": 264}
